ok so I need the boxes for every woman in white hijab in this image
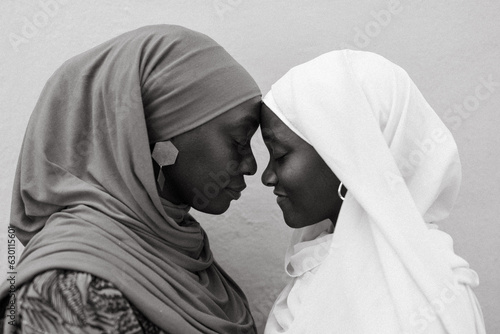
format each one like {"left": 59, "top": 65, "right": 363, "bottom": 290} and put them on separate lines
{"left": 260, "top": 50, "right": 486, "bottom": 334}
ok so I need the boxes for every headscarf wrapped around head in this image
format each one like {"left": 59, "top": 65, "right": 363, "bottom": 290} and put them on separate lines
{"left": 263, "top": 50, "right": 485, "bottom": 334}
{"left": 1, "top": 25, "right": 260, "bottom": 333}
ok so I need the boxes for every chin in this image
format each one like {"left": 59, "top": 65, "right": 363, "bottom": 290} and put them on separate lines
{"left": 283, "top": 213, "right": 305, "bottom": 229}
{"left": 194, "top": 198, "right": 232, "bottom": 215}
{"left": 285, "top": 221, "right": 304, "bottom": 229}
{"left": 283, "top": 212, "right": 322, "bottom": 229}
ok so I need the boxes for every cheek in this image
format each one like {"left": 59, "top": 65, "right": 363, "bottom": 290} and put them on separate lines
{"left": 187, "top": 145, "right": 241, "bottom": 209}
{"left": 185, "top": 137, "right": 234, "bottom": 177}
{"left": 278, "top": 157, "right": 317, "bottom": 205}
{"left": 201, "top": 135, "right": 239, "bottom": 169}
{"left": 279, "top": 172, "right": 303, "bottom": 196}
{"left": 278, "top": 155, "right": 338, "bottom": 226}
{"left": 314, "top": 166, "right": 340, "bottom": 209}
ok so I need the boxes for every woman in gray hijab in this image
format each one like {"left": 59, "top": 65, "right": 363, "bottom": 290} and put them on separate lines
{"left": 0, "top": 25, "right": 261, "bottom": 334}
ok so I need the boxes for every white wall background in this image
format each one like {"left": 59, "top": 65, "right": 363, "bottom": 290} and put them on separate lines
{"left": 1, "top": 1, "right": 499, "bottom": 333}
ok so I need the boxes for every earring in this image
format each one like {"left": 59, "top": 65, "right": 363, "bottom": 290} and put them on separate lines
{"left": 338, "top": 182, "right": 346, "bottom": 201}
{"left": 152, "top": 141, "right": 179, "bottom": 191}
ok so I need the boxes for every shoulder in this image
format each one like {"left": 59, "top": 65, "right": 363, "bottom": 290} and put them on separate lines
{"left": 0, "top": 269, "right": 164, "bottom": 334}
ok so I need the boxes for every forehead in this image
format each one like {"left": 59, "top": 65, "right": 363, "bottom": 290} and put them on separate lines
{"left": 260, "top": 103, "right": 291, "bottom": 143}
{"left": 217, "top": 97, "right": 260, "bottom": 130}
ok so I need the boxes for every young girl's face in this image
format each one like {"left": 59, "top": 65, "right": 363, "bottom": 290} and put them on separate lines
{"left": 260, "top": 103, "right": 343, "bottom": 228}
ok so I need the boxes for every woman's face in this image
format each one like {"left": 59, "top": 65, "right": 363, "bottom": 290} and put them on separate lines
{"left": 158, "top": 97, "right": 260, "bottom": 214}
{"left": 260, "top": 103, "right": 342, "bottom": 228}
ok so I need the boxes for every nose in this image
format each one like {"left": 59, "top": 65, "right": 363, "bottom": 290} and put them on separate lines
{"left": 239, "top": 148, "right": 258, "bottom": 176}
{"left": 261, "top": 161, "right": 277, "bottom": 187}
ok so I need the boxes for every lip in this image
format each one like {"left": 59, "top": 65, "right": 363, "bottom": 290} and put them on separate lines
{"left": 273, "top": 190, "right": 287, "bottom": 197}
{"left": 225, "top": 187, "right": 243, "bottom": 200}
{"left": 276, "top": 195, "right": 288, "bottom": 205}
{"left": 273, "top": 189, "right": 288, "bottom": 205}
{"left": 229, "top": 185, "right": 246, "bottom": 192}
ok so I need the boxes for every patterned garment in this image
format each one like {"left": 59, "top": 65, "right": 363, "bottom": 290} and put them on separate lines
{"left": 0, "top": 270, "right": 166, "bottom": 334}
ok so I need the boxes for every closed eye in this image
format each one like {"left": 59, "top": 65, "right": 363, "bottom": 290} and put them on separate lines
{"left": 274, "top": 153, "right": 287, "bottom": 162}
{"left": 234, "top": 138, "right": 253, "bottom": 156}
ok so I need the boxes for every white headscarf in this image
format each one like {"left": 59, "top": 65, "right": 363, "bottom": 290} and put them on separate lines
{"left": 263, "top": 50, "right": 485, "bottom": 334}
